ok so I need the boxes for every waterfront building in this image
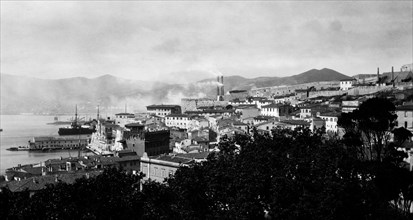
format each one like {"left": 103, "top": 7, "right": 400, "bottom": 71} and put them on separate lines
{"left": 28, "top": 135, "right": 90, "bottom": 150}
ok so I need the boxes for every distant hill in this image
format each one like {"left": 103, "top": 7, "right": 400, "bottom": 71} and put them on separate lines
{"left": 0, "top": 68, "right": 350, "bottom": 114}
{"left": 199, "top": 68, "right": 350, "bottom": 90}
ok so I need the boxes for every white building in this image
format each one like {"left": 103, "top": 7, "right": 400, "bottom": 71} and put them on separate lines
{"left": 146, "top": 105, "right": 182, "bottom": 117}
{"left": 165, "top": 114, "right": 190, "bottom": 129}
{"left": 115, "top": 113, "right": 135, "bottom": 127}
{"left": 319, "top": 112, "right": 340, "bottom": 133}
{"left": 396, "top": 105, "right": 413, "bottom": 130}
{"left": 261, "top": 104, "right": 292, "bottom": 117}
{"left": 340, "top": 79, "right": 356, "bottom": 90}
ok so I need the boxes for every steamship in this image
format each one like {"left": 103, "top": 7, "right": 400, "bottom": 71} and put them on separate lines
{"left": 58, "top": 106, "right": 95, "bottom": 136}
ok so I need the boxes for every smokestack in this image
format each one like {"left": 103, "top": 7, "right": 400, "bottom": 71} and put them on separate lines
{"left": 392, "top": 66, "right": 395, "bottom": 87}
{"left": 221, "top": 76, "right": 224, "bottom": 96}
{"left": 217, "top": 86, "right": 220, "bottom": 97}
{"left": 377, "top": 67, "right": 380, "bottom": 84}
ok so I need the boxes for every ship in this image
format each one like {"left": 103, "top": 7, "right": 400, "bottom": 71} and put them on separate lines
{"left": 58, "top": 105, "right": 96, "bottom": 136}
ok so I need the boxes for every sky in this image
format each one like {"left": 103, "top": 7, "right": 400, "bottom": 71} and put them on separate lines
{"left": 1, "top": 1, "right": 412, "bottom": 83}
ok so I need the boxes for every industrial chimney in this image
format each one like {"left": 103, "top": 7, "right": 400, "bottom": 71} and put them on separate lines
{"left": 217, "top": 75, "right": 224, "bottom": 101}
{"left": 220, "top": 76, "right": 224, "bottom": 96}
{"left": 217, "top": 76, "right": 220, "bottom": 98}
{"left": 392, "top": 66, "right": 395, "bottom": 87}
{"left": 377, "top": 67, "right": 380, "bottom": 84}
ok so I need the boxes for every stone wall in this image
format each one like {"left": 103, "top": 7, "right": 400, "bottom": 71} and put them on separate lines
{"left": 250, "top": 81, "right": 340, "bottom": 97}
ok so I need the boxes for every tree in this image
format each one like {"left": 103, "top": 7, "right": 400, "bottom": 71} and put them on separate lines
{"left": 338, "top": 98, "right": 397, "bottom": 161}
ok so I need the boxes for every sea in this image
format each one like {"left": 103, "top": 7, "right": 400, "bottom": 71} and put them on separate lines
{"left": 0, "top": 115, "right": 94, "bottom": 174}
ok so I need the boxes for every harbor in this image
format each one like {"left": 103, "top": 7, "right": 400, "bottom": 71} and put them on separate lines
{"left": 0, "top": 114, "right": 94, "bottom": 174}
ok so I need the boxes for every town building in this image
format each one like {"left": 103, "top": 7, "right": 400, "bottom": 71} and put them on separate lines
{"left": 260, "top": 103, "right": 292, "bottom": 117}
{"left": 28, "top": 135, "right": 90, "bottom": 150}
{"left": 342, "top": 100, "right": 360, "bottom": 113}
{"left": 396, "top": 105, "right": 413, "bottom": 130}
{"left": 340, "top": 79, "right": 356, "bottom": 90}
{"left": 165, "top": 114, "right": 190, "bottom": 129}
{"left": 234, "top": 106, "right": 260, "bottom": 119}
{"left": 140, "top": 152, "right": 209, "bottom": 183}
{"left": 146, "top": 104, "right": 182, "bottom": 117}
{"left": 114, "top": 113, "right": 135, "bottom": 126}
{"left": 318, "top": 112, "right": 340, "bottom": 133}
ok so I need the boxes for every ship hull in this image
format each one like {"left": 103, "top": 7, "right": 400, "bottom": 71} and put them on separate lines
{"left": 58, "top": 128, "right": 95, "bottom": 136}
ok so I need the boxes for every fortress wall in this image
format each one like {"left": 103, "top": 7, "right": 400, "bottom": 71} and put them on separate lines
{"left": 250, "top": 81, "right": 340, "bottom": 98}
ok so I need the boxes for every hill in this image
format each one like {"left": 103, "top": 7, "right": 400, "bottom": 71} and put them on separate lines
{"left": 199, "top": 68, "right": 350, "bottom": 90}
{"left": 0, "top": 68, "right": 350, "bottom": 114}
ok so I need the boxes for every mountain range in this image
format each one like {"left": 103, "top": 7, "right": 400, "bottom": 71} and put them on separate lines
{"left": 0, "top": 68, "right": 350, "bottom": 114}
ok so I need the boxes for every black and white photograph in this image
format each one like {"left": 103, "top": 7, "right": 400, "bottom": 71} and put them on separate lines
{"left": 1, "top": 1, "right": 413, "bottom": 218}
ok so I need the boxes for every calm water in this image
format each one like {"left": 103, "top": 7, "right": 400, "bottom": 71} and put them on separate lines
{"left": 0, "top": 115, "right": 93, "bottom": 174}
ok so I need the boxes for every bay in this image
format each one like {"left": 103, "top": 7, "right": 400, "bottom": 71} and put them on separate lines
{"left": 0, "top": 115, "right": 94, "bottom": 174}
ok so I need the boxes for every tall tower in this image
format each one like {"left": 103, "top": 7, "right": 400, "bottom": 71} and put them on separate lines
{"left": 377, "top": 67, "right": 380, "bottom": 84}
{"left": 217, "top": 75, "right": 224, "bottom": 101}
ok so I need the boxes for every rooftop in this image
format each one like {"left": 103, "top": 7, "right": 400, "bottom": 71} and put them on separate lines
{"left": 280, "top": 120, "right": 310, "bottom": 126}
{"left": 396, "top": 105, "right": 413, "bottom": 111}
{"left": 147, "top": 104, "right": 181, "bottom": 109}
{"left": 262, "top": 103, "right": 290, "bottom": 108}
{"left": 165, "top": 114, "right": 189, "bottom": 118}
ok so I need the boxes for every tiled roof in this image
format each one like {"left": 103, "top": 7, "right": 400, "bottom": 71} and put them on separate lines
{"left": 176, "top": 152, "right": 210, "bottom": 159}
{"left": 396, "top": 105, "right": 413, "bottom": 111}
{"left": 233, "top": 121, "right": 247, "bottom": 126}
{"left": 165, "top": 114, "right": 189, "bottom": 118}
{"left": 280, "top": 120, "right": 310, "bottom": 126}
{"left": 151, "top": 155, "right": 193, "bottom": 164}
{"left": 115, "top": 113, "right": 135, "bottom": 116}
{"left": 261, "top": 103, "right": 288, "bottom": 108}
{"left": 147, "top": 104, "right": 180, "bottom": 108}
{"left": 6, "top": 171, "right": 102, "bottom": 192}
{"left": 319, "top": 112, "right": 341, "bottom": 117}
{"left": 125, "top": 123, "right": 145, "bottom": 127}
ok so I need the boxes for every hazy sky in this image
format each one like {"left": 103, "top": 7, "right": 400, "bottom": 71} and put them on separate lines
{"left": 1, "top": 1, "right": 412, "bottom": 82}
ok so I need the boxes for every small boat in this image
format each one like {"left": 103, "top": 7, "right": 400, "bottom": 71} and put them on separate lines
{"left": 6, "top": 146, "right": 30, "bottom": 151}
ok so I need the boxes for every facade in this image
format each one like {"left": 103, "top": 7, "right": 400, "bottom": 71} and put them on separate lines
{"left": 253, "top": 116, "right": 276, "bottom": 125}
{"left": 318, "top": 112, "right": 340, "bottom": 133}
{"left": 342, "top": 100, "right": 360, "bottom": 113}
{"left": 140, "top": 153, "right": 191, "bottom": 183}
{"left": 146, "top": 105, "right": 182, "bottom": 117}
{"left": 165, "top": 114, "right": 190, "bottom": 129}
{"left": 340, "top": 79, "right": 356, "bottom": 90}
{"left": 28, "top": 135, "right": 90, "bottom": 150}
{"left": 235, "top": 106, "right": 260, "bottom": 119}
{"left": 261, "top": 103, "right": 292, "bottom": 117}
{"left": 114, "top": 113, "right": 135, "bottom": 126}
{"left": 300, "top": 107, "right": 312, "bottom": 119}
{"left": 396, "top": 105, "right": 413, "bottom": 130}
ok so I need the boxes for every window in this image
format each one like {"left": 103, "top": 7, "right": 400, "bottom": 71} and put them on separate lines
{"left": 405, "top": 121, "right": 408, "bottom": 128}
{"left": 405, "top": 111, "right": 408, "bottom": 117}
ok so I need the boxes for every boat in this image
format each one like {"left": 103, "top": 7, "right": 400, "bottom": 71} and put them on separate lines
{"left": 58, "top": 106, "right": 95, "bottom": 136}
{"left": 6, "top": 146, "right": 31, "bottom": 151}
